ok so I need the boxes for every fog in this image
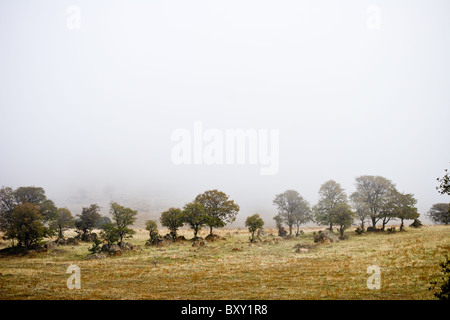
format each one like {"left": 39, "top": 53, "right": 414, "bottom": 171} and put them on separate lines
{"left": 1, "top": 0, "right": 449, "bottom": 227}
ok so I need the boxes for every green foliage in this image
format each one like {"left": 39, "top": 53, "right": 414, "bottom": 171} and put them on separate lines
{"left": 245, "top": 214, "right": 264, "bottom": 242}
{"left": 160, "top": 207, "right": 184, "bottom": 239}
{"left": 88, "top": 238, "right": 102, "bottom": 254}
{"left": 145, "top": 220, "right": 160, "bottom": 243}
{"left": 313, "top": 180, "right": 348, "bottom": 231}
{"left": 352, "top": 176, "right": 396, "bottom": 229}
{"left": 6, "top": 203, "right": 47, "bottom": 249}
{"left": 100, "top": 222, "right": 120, "bottom": 245}
{"left": 273, "top": 214, "right": 287, "bottom": 237}
{"left": 195, "top": 189, "right": 239, "bottom": 235}
{"left": 332, "top": 202, "right": 355, "bottom": 239}
{"left": 0, "top": 186, "right": 58, "bottom": 247}
{"left": 430, "top": 255, "right": 450, "bottom": 300}
{"left": 13, "top": 186, "right": 46, "bottom": 205}
{"left": 182, "top": 201, "right": 209, "bottom": 239}
{"left": 75, "top": 204, "right": 101, "bottom": 241}
{"left": 110, "top": 202, "right": 137, "bottom": 243}
{"left": 427, "top": 203, "right": 450, "bottom": 225}
{"left": 410, "top": 218, "right": 423, "bottom": 228}
{"left": 273, "top": 189, "right": 311, "bottom": 236}
{"left": 55, "top": 208, "right": 75, "bottom": 239}
{"left": 436, "top": 168, "right": 450, "bottom": 196}
{"left": 95, "top": 216, "right": 112, "bottom": 229}
{"left": 0, "top": 186, "right": 16, "bottom": 233}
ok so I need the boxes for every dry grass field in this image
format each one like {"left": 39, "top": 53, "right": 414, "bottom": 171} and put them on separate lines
{"left": 0, "top": 225, "right": 449, "bottom": 300}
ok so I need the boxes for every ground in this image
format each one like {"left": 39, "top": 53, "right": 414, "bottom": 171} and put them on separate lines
{"left": 0, "top": 225, "right": 449, "bottom": 299}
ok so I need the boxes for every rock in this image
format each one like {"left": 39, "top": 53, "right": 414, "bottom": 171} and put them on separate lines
{"left": 174, "top": 236, "right": 186, "bottom": 242}
{"left": 66, "top": 237, "right": 79, "bottom": 245}
{"left": 85, "top": 253, "right": 106, "bottom": 260}
{"left": 293, "top": 243, "right": 315, "bottom": 252}
{"left": 257, "top": 229, "right": 268, "bottom": 237}
{"left": 109, "top": 244, "right": 121, "bottom": 253}
{"left": 163, "top": 234, "right": 173, "bottom": 240}
{"left": 205, "top": 234, "right": 223, "bottom": 241}
{"left": 192, "top": 239, "right": 208, "bottom": 247}
{"left": 313, "top": 230, "right": 340, "bottom": 244}
{"left": 44, "top": 241, "right": 57, "bottom": 250}
{"left": 119, "top": 242, "right": 134, "bottom": 251}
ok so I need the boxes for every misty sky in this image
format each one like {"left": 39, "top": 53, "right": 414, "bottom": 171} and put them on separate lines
{"left": 0, "top": 0, "right": 449, "bottom": 226}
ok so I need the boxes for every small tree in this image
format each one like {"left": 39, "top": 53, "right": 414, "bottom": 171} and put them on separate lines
{"left": 273, "top": 190, "right": 310, "bottom": 236}
{"left": 427, "top": 203, "right": 450, "bottom": 225}
{"left": 110, "top": 202, "right": 138, "bottom": 243}
{"left": 350, "top": 192, "right": 370, "bottom": 232}
{"left": 313, "top": 181, "right": 348, "bottom": 231}
{"left": 245, "top": 214, "right": 264, "bottom": 242}
{"left": 195, "top": 190, "right": 239, "bottom": 235}
{"left": 55, "top": 208, "right": 75, "bottom": 239}
{"left": 6, "top": 203, "right": 46, "bottom": 249}
{"left": 394, "top": 193, "right": 419, "bottom": 231}
{"left": 75, "top": 204, "right": 101, "bottom": 241}
{"left": 182, "top": 201, "right": 209, "bottom": 239}
{"left": 145, "top": 220, "right": 160, "bottom": 244}
{"left": 332, "top": 203, "right": 355, "bottom": 239}
{"left": 273, "top": 214, "right": 287, "bottom": 237}
{"left": 160, "top": 207, "right": 184, "bottom": 239}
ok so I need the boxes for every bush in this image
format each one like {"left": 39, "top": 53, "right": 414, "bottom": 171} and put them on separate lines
{"left": 100, "top": 222, "right": 120, "bottom": 245}
{"left": 88, "top": 238, "right": 102, "bottom": 254}
{"left": 145, "top": 220, "right": 161, "bottom": 245}
{"left": 410, "top": 219, "right": 423, "bottom": 228}
{"left": 387, "top": 226, "right": 396, "bottom": 234}
{"left": 355, "top": 227, "right": 364, "bottom": 235}
{"left": 430, "top": 255, "right": 450, "bottom": 300}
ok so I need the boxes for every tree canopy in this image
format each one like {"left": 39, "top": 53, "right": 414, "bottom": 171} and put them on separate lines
{"left": 195, "top": 190, "right": 239, "bottom": 235}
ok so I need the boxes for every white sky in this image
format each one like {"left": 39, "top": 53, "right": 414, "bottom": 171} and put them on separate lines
{"left": 0, "top": 0, "right": 449, "bottom": 226}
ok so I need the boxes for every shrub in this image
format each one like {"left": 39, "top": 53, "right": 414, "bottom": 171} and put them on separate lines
{"left": 245, "top": 214, "right": 264, "bottom": 242}
{"left": 410, "top": 218, "right": 423, "bottom": 228}
{"left": 429, "top": 255, "right": 450, "bottom": 300}
{"left": 100, "top": 222, "right": 120, "bottom": 245}
{"left": 145, "top": 220, "right": 161, "bottom": 245}
{"left": 88, "top": 238, "right": 102, "bottom": 254}
{"left": 387, "top": 226, "right": 396, "bottom": 234}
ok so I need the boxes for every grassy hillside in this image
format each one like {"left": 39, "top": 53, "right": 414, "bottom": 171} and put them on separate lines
{"left": 0, "top": 225, "right": 448, "bottom": 299}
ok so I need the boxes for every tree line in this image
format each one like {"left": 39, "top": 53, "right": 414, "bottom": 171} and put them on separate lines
{"left": 272, "top": 174, "right": 449, "bottom": 239}
{"left": 0, "top": 171, "right": 449, "bottom": 249}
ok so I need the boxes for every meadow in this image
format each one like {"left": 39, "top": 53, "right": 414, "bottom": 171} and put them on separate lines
{"left": 0, "top": 225, "right": 449, "bottom": 300}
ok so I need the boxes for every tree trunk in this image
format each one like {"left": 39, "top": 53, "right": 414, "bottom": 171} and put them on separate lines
{"left": 209, "top": 226, "right": 213, "bottom": 235}
{"left": 288, "top": 224, "right": 292, "bottom": 236}
{"left": 371, "top": 217, "right": 377, "bottom": 229}
{"left": 194, "top": 226, "right": 198, "bottom": 239}
{"left": 400, "top": 219, "right": 404, "bottom": 231}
